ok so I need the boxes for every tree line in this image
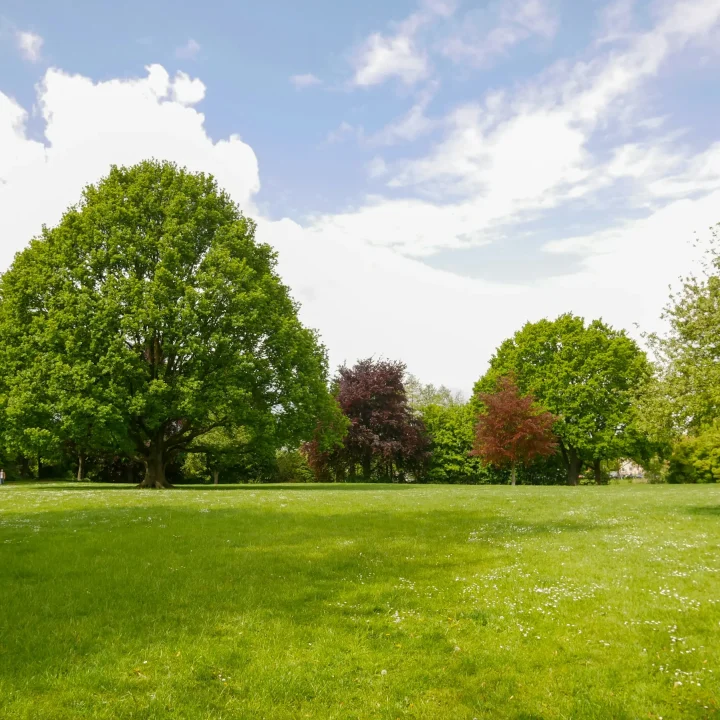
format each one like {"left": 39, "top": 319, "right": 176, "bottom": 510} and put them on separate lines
{"left": 0, "top": 160, "right": 717, "bottom": 486}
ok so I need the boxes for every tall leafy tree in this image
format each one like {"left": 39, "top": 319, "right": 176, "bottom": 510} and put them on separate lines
{"left": 476, "top": 314, "right": 651, "bottom": 485}
{"left": 471, "top": 375, "right": 557, "bottom": 485}
{"left": 0, "top": 160, "right": 336, "bottom": 487}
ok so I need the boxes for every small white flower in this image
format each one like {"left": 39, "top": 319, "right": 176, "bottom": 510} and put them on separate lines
{"left": 381, "top": 669, "right": 387, "bottom": 676}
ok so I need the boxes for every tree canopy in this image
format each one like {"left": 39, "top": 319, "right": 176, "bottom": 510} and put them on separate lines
{"left": 0, "top": 160, "right": 336, "bottom": 487}
{"left": 421, "top": 402, "right": 486, "bottom": 484}
{"left": 305, "top": 359, "right": 429, "bottom": 482}
{"left": 475, "top": 314, "right": 651, "bottom": 485}
{"left": 471, "top": 375, "right": 557, "bottom": 485}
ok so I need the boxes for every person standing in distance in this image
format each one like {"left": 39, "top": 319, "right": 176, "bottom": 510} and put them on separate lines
{"left": 0, "top": 468, "right": 5, "bottom": 485}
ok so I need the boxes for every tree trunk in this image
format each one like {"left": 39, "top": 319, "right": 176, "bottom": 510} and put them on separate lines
{"left": 77, "top": 454, "right": 85, "bottom": 482}
{"left": 361, "top": 454, "right": 372, "bottom": 482}
{"left": 138, "top": 438, "right": 173, "bottom": 489}
{"left": 510, "top": 464, "right": 517, "bottom": 486}
{"left": 19, "top": 456, "right": 32, "bottom": 479}
{"left": 567, "top": 447, "right": 582, "bottom": 486}
{"left": 37, "top": 453, "right": 42, "bottom": 480}
{"left": 213, "top": 469, "right": 220, "bottom": 485}
{"left": 593, "top": 458, "right": 605, "bottom": 485}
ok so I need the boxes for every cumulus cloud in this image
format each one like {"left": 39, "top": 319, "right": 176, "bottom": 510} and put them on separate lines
{"left": 0, "top": 65, "right": 258, "bottom": 274}
{"left": 16, "top": 30, "right": 43, "bottom": 62}
{"left": 290, "top": 73, "right": 321, "bottom": 89}
{"left": 171, "top": 71, "right": 206, "bottom": 105}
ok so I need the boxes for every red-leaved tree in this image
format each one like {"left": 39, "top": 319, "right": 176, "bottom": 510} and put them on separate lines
{"left": 305, "top": 359, "right": 429, "bottom": 482}
{"left": 471, "top": 375, "right": 557, "bottom": 485}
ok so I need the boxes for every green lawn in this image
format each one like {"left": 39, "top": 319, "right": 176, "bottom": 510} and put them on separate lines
{"left": 1, "top": 483, "right": 719, "bottom": 719}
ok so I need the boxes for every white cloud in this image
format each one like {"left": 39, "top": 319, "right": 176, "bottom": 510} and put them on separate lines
{"left": 259, "top": 216, "right": 524, "bottom": 392}
{"left": 646, "top": 142, "right": 720, "bottom": 199}
{"left": 368, "top": 84, "right": 438, "bottom": 146}
{"left": 264, "top": 196, "right": 717, "bottom": 393}
{"left": 351, "top": 0, "right": 454, "bottom": 87}
{"left": 351, "top": 0, "right": 555, "bottom": 86}
{"left": 441, "top": 0, "right": 558, "bottom": 67}
{"left": 597, "top": 0, "right": 636, "bottom": 44}
{"left": 175, "top": 38, "right": 201, "bottom": 59}
{"left": 0, "top": 64, "right": 258, "bottom": 275}
{"left": 353, "top": 27, "right": 429, "bottom": 87}
{"left": 290, "top": 73, "right": 321, "bottom": 89}
{"left": 329, "top": 0, "right": 720, "bottom": 258}
{"left": 171, "top": 71, "right": 206, "bottom": 105}
{"left": 541, "top": 192, "right": 719, "bottom": 313}
{"left": 16, "top": 30, "right": 43, "bottom": 63}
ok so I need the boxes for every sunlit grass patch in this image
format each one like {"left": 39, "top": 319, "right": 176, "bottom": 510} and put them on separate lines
{"left": 1, "top": 483, "right": 719, "bottom": 719}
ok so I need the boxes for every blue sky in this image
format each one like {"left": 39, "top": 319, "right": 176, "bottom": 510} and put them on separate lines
{"left": 1, "top": 0, "right": 720, "bottom": 392}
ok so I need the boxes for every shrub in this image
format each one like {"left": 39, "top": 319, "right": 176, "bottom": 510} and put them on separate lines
{"left": 668, "top": 429, "right": 720, "bottom": 483}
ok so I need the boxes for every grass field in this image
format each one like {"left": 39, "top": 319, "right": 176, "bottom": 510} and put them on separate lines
{"left": 1, "top": 483, "right": 719, "bottom": 719}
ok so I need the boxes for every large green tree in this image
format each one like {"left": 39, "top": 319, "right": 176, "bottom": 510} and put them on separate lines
{"left": 475, "top": 314, "right": 651, "bottom": 485}
{"left": 0, "top": 160, "right": 336, "bottom": 488}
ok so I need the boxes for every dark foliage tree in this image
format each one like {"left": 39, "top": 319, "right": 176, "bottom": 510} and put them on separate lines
{"left": 471, "top": 375, "right": 557, "bottom": 485}
{"left": 306, "top": 359, "right": 429, "bottom": 482}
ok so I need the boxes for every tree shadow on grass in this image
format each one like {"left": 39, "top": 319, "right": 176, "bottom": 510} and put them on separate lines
{"left": 686, "top": 504, "right": 720, "bottom": 516}
{"left": 28, "top": 482, "right": 434, "bottom": 492}
{"left": 0, "top": 501, "right": 616, "bottom": 698}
